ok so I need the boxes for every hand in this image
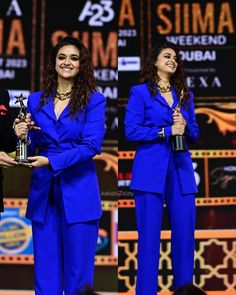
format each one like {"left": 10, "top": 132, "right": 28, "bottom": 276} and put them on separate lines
{"left": 25, "top": 113, "right": 41, "bottom": 131}
{"left": 20, "top": 156, "right": 49, "bottom": 169}
{"left": 171, "top": 123, "right": 185, "bottom": 135}
{"left": 0, "top": 152, "right": 18, "bottom": 169}
{"left": 13, "top": 113, "right": 40, "bottom": 139}
{"left": 14, "top": 119, "right": 28, "bottom": 139}
{"left": 172, "top": 108, "right": 186, "bottom": 126}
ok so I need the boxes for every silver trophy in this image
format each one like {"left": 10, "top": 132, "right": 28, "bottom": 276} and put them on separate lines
{"left": 172, "top": 90, "right": 187, "bottom": 152}
{"left": 14, "top": 94, "right": 31, "bottom": 163}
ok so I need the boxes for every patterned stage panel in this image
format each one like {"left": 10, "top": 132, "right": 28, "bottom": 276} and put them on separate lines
{"left": 118, "top": 230, "right": 236, "bottom": 293}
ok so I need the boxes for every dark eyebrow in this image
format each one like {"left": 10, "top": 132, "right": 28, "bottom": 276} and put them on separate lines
{"left": 57, "top": 53, "right": 79, "bottom": 57}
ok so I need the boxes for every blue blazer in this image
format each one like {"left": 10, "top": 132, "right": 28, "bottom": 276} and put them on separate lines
{"left": 26, "top": 91, "right": 106, "bottom": 223}
{"left": 124, "top": 83, "right": 199, "bottom": 195}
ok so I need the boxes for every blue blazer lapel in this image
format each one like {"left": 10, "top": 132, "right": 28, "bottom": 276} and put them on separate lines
{"left": 58, "top": 104, "right": 70, "bottom": 120}
{"left": 154, "top": 87, "right": 180, "bottom": 109}
{"left": 41, "top": 98, "right": 57, "bottom": 121}
{"left": 154, "top": 91, "right": 170, "bottom": 108}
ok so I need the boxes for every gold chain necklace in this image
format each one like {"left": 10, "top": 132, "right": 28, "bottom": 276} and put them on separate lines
{"left": 55, "top": 90, "right": 72, "bottom": 101}
{"left": 157, "top": 81, "right": 171, "bottom": 93}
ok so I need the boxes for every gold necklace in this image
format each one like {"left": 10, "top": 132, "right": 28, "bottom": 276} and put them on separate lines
{"left": 55, "top": 90, "right": 72, "bottom": 101}
{"left": 157, "top": 81, "right": 171, "bottom": 93}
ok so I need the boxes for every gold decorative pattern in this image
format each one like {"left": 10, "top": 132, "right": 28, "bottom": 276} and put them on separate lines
{"left": 118, "top": 241, "right": 138, "bottom": 291}
{"left": 118, "top": 200, "right": 135, "bottom": 208}
{"left": 194, "top": 239, "right": 236, "bottom": 290}
{"left": 4, "top": 199, "right": 117, "bottom": 210}
{"left": 95, "top": 152, "right": 118, "bottom": 176}
{"left": 95, "top": 255, "right": 117, "bottom": 266}
{"left": 118, "top": 151, "right": 135, "bottom": 160}
{"left": 102, "top": 201, "right": 117, "bottom": 211}
{"left": 118, "top": 150, "right": 236, "bottom": 159}
{"left": 190, "top": 150, "right": 236, "bottom": 158}
{"left": 0, "top": 254, "right": 117, "bottom": 266}
{"left": 118, "top": 230, "right": 236, "bottom": 240}
{"left": 118, "top": 197, "right": 236, "bottom": 207}
{"left": 196, "top": 197, "right": 236, "bottom": 206}
{"left": 118, "top": 290, "right": 236, "bottom": 294}
{"left": 3, "top": 199, "right": 28, "bottom": 208}
{"left": 195, "top": 108, "right": 236, "bottom": 135}
{"left": 119, "top": 230, "right": 236, "bottom": 293}
{"left": 0, "top": 255, "right": 33, "bottom": 265}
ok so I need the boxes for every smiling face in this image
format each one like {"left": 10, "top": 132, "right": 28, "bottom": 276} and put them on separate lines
{"left": 155, "top": 48, "right": 178, "bottom": 77}
{"left": 55, "top": 45, "right": 80, "bottom": 81}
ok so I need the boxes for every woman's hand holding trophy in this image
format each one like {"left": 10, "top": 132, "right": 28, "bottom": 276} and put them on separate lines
{"left": 171, "top": 90, "right": 187, "bottom": 151}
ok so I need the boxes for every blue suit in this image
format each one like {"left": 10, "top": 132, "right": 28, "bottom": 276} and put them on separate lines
{"left": 124, "top": 83, "right": 199, "bottom": 295}
{"left": 27, "top": 91, "right": 106, "bottom": 295}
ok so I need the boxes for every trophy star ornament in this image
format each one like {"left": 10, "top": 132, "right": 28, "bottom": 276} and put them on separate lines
{"left": 14, "top": 93, "right": 28, "bottom": 119}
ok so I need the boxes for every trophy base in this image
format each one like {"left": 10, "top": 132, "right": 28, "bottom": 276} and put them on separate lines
{"left": 16, "top": 159, "right": 33, "bottom": 163}
{"left": 172, "top": 135, "right": 187, "bottom": 152}
{"left": 16, "top": 140, "right": 31, "bottom": 163}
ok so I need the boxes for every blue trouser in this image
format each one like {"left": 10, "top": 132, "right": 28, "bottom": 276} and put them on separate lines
{"left": 31, "top": 178, "right": 99, "bottom": 295}
{"left": 134, "top": 154, "right": 196, "bottom": 295}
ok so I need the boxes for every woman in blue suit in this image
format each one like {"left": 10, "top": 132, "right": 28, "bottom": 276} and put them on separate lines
{"left": 15, "top": 36, "right": 106, "bottom": 295}
{"left": 125, "top": 42, "right": 199, "bottom": 295}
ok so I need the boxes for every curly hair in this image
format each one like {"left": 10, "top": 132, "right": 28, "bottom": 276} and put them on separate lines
{"left": 139, "top": 41, "right": 190, "bottom": 106}
{"left": 38, "top": 36, "right": 97, "bottom": 118}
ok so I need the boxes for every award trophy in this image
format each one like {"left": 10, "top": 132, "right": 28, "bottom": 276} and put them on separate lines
{"left": 172, "top": 90, "right": 187, "bottom": 152}
{"left": 14, "top": 94, "right": 31, "bottom": 163}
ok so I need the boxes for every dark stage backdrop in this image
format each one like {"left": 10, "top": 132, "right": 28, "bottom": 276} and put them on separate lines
{"left": 118, "top": 0, "right": 236, "bottom": 294}
{"left": 0, "top": 0, "right": 117, "bottom": 292}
